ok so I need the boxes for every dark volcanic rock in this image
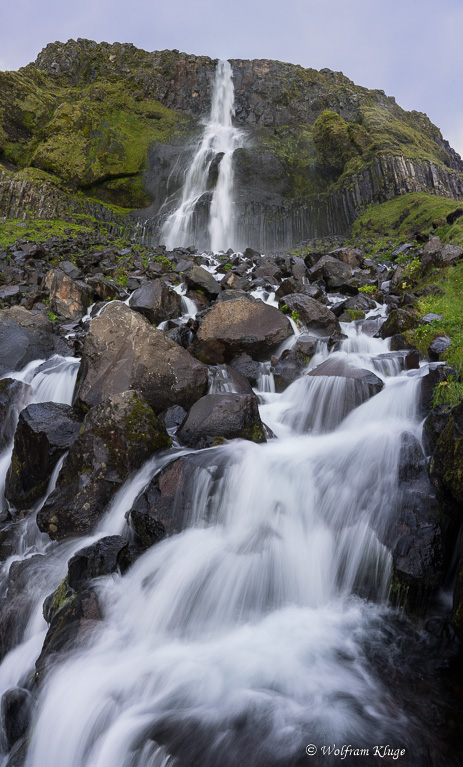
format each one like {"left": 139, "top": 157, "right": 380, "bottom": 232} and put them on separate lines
{"left": 128, "top": 452, "right": 229, "bottom": 548}
{"left": 428, "top": 335, "right": 451, "bottom": 361}
{"left": 280, "top": 294, "right": 339, "bottom": 336}
{"left": 274, "top": 349, "right": 309, "bottom": 392}
{"left": 1, "top": 688, "right": 31, "bottom": 751}
{"left": 185, "top": 265, "right": 222, "bottom": 299}
{"left": 178, "top": 393, "right": 266, "bottom": 449}
{"left": 419, "top": 364, "right": 456, "bottom": 415}
{"left": 0, "top": 307, "right": 70, "bottom": 376}
{"left": 129, "top": 279, "right": 182, "bottom": 325}
{"left": 194, "top": 297, "right": 292, "bottom": 363}
{"left": 380, "top": 308, "right": 419, "bottom": 338}
{"left": 37, "top": 391, "right": 171, "bottom": 539}
{"left": 309, "top": 357, "right": 384, "bottom": 396}
{"left": 76, "top": 302, "right": 208, "bottom": 413}
{"left": 307, "top": 255, "right": 354, "bottom": 290}
{"left": 430, "top": 400, "right": 463, "bottom": 505}
{"left": 5, "top": 402, "right": 82, "bottom": 510}
{"left": 67, "top": 536, "right": 129, "bottom": 590}
{"left": 229, "top": 354, "right": 262, "bottom": 386}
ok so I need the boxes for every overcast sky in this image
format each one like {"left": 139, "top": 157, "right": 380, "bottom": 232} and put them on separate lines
{"left": 2, "top": 0, "right": 463, "bottom": 157}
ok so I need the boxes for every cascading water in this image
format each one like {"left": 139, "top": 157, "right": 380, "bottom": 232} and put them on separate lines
{"left": 0, "top": 313, "right": 446, "bottom": 767}
{"left": 161, "top": 60, "right": 244, "bottom": 252}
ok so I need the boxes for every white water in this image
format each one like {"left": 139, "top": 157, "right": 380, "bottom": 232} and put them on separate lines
{"left": 161, "top": 61, "right": 244, "bottom": 252}
{"left": 12, "top": 317, "right": 432, "bottom": 767}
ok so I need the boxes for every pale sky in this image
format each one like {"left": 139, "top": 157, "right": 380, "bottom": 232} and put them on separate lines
{"left": 1, "top": 0, "right": 463, "bottom": 158}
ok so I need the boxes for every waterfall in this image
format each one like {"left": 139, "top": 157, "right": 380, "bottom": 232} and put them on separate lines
{"left": 161, "top": 60, "right": 244, "bottom": 252}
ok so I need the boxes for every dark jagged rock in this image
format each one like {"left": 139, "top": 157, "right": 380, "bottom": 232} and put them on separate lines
{"left": 420, "top": 364, "right": 457, "bottom": 415}
{"left": 1, "top": 688, "right": 32, "bottom": 751}
{"left": 274, "top": 349, "right": 309, "bottom": 392}
{"left": 307, "top": 255, "right": 354, "bottom": 291}
{"left": 194, "top": 297, "right": 292, "bottom": 363}
{"left": 129, "top": 279, "right": 182, "bottom": 325}
{"left": 428, "top": 336, "right": 452, "bottom": 361}
{"left": 422, "top": 404, "right": 453, "bottom": 455}
{"left": 67, "top": 536, "right": 129, "bottom": 590}
{"left": 279, "top": 294, "right": 339, "bottom": 336}
{"left": 229, "top": 354, "right": 261, "bottom": 386}
{"left": 430, "top": 400, "right": 463, "bottom": 505}
{"left": 185, "top": 265, "right": 222, "bottom": 299}
{"left": 379, "top": 308, "right": 419, "bottom": 339}
{"left": 5, "top": 402, "right": 82, "bottom": 511}
{"left": 0, "top": 306, "right": 70, "bottom": 376}
{"left": 37, "top": 391, "right": 171, "bottom": 539}
{"left": 128, "top": 452, "right": 229, "bottom": 548}
{"left": 75, "top": 302, "right": 208, "bottom": 413}
{"left": 177, "top": 393, "right": 266, "bottom": 449}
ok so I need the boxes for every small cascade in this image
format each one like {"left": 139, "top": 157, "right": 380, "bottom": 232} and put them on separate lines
{"left": 161, "top": 61, "right": 244, "bottom": 251}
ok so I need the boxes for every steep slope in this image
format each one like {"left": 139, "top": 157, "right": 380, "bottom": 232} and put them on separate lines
{"left": 1, "top": 38, "right": 463, "bottom": 249}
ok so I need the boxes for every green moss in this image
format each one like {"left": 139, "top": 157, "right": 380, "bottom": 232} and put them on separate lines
{"left": 346, "top": 309, "right": 365, "bottom": 321}
{"left": 48, "top": 577, "right": 75, "bottom": 619}
{"left": 312, "top": 110, "right": 367, "bottom": 179}
{"left": 352, "top": 192, "right": 463, "bottom": 246}
{"left": 240, "top": 422, "right": 266, "bottom": 444}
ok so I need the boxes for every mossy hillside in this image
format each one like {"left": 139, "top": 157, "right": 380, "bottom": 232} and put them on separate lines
{"left": 0, "top": 67, "right": 189, "bottom": 207}
{"left": 352, "top": 192, "right": 463, "bottom": 249}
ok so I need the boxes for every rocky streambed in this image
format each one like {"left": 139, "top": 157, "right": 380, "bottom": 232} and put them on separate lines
{"left": 0, "top": 233, "right": 462, "bottom": 766}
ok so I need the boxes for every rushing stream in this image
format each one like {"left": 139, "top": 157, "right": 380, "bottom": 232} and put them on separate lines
{"left": 0, "top": 306, "right": 456, "bottom": 767}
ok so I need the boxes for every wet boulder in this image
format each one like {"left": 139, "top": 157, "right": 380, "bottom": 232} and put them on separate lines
{"left": 193, "top": 297, "right": 292, "bottom": 363}
{"left": 128, "top": 452, "right": 228, "bottom": 548}
{"left": 279, "top": 294, "right": 339, "bottom": 336}
{"left": 309, "top": 357, "right": 384, "bottom": 396}
{"left": 419, "top": 364, "right": 457, "bottom": 415}
{"left": 43, "top": 267, "right": 93, "bottom": 319}
{"left": 177, "top": 393, "right": 266, "bottom": 449}
{"left": 307, "top": 255, "right": 354, "bottom": 290}
{"left": 0, "top": 307, "right": 70, "bottom": 376}
{"left": 36, "top": 577, "right": 102, "bottom": 676}
{"left": 37, "top": 391, "right": 171, "bottom": 540}
{"left": 129, "top": 279, "right": 182, "bottom": 325}
{"left": 67, "top": 535, "right": 129, "bottom": 590}
{"left": 430, "top": 400, "right": 463, "bottom": 505}
{"left": 422, "top": 404, "right": 453, "bottom": 455}
{"left": 185, "top": 265, "right": 222, "bottom": 299}
{"left": 229, "top": 354, "right": 261, "bottom": 387}
{"left": 75, "top": 302, "right": 208, "bottom": 413}
{"left": 1, "top": 688, "right": 32, "bottom": 751}
{"left": 379, "top": 308, "right": 419, "bottom": 339}
{"left": 274, "top": 349, "right": 309, "bottom": 392}
{"left": 5, "top": 402, "right": 82, "bottom": 511}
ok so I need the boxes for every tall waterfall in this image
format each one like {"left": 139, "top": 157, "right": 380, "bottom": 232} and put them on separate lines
{"left": 161, "top": 60, "right": 243, "bottom": 252}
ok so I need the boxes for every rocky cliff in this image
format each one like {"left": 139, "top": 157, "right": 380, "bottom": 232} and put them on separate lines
{"left": 1, "top": 38, "right": 463, "bottom": 250}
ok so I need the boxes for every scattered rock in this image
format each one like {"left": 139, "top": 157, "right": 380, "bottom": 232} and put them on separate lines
{"left": 129, "top": 279, "right": 182, "bottom": 324}
{"left": 280, "top": 293, "right": 339, "bottom": 336}
{"left": 75, "top": 302, "right": 208, "bottom": 413}
{"left": 194, "top": 297, "right": 292, "bottom": 363}
{"left": 5, "top": 402, "right": 82, "bottom": 510}
{"left": 178, "top": 393, "right": 266, "bottom": 449}
{"left": 0, "top": 307, "right": 70, "bottom": 376}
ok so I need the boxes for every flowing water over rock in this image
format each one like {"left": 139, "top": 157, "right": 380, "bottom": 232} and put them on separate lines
{"left": 0, "top": 305, "right": 457, "bottom": 767}
{"left": 161, "top": 60, "right": 244, "bottom": 252}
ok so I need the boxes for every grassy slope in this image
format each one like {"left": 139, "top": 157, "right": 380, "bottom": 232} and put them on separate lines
{"left": 353, "top": 192, "right": 463, "bottom": 405}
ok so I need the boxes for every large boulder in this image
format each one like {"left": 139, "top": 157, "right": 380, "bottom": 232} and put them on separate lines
{"left": 185, "top": 265, "right": 222, "bottom": 299}
{"left": 128, "top": 452, "right": 227, "bottom": 548}
{"left": 379, "top": 308, "right": 419, "bottom": 338}
{"left": 129, "top": 279, "right": 182, "bottom": 325}
{"left": 0, "top": 307, "right": 70, "bottom": 376}
{"left": 43, "top": 268, "right": 93, "bottom": 319}
{"left": 75, "top": 302, "right": 208, "bottom": 413}
{"left": 430, "top": 400, "right": 463, "bottom": 505}
{"left": 5, "top": 403, "right": 82, "bottom": 510}
{"left": 37, "top": 391, "right": 171, "bottom": 540}
{"left": 193, "top": 297, "right": 292, "bottom": 363}
{"left": 280, "top": 294, "right": 339, "bottom": 336}
{"left": 177, "top": 393, "right": 266, "bottom": 449}
{"left": 307, "top": 255, "right": 354, "bottom": 290}
{"left": 308, "top": 357, "right": 384, "bottom": 396}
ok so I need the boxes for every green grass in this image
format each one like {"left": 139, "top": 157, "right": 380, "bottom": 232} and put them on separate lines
{"left": 352, "top": 192, "right": 463, "bottom": 247}
{"left": 406, "top": 261, "right": 463, "bottom": 405}
{"left": 0, "top": 218, "right": 95, "bottom": 247}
